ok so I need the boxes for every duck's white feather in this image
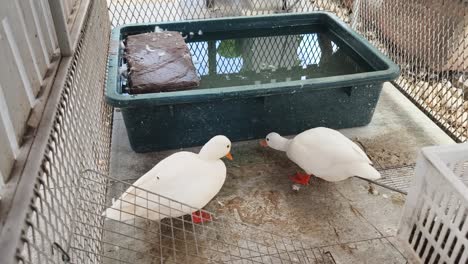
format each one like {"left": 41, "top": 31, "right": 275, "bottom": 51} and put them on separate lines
{"left": 286, "top": 127, "right": 380, "bottom": 182}
{"left": 104, "top": 151, "right": 226, "bottom": 222}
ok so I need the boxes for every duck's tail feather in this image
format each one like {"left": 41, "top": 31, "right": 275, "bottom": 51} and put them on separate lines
{"left": 101, "top": 195, "right": 193, "bottom": 223}
{"left": 350, "top": 163, "right": 381, "bottom": 180}
{"left": 102, "top": 200, "right": 137, "bottom": 222}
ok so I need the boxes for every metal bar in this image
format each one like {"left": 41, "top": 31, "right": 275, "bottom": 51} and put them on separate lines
{"left": 48, "top": 0, "right": 73, "bottom": 56}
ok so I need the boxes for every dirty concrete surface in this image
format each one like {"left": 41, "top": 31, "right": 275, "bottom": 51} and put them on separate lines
{"left": 107, "top": 83, "right": 454, "bottom": 263}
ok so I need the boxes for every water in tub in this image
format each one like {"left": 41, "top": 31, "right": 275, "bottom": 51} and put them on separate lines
{"left": 185, "top": 27, "right": 374, "bottom": 89}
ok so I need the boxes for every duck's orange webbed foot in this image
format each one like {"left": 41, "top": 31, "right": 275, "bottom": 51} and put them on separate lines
{"left": 289, "top": 172, "right": 311, "bottom": 186}
{"left": 191, "top": 211, "right": 212, "bottom": 224}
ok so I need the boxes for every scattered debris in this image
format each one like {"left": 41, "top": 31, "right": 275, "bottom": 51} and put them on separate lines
{"left": 198, "top": 29, "right": 203, "bottom": 35}
{"left": 349, "top": 205, "right": 361, "bottom": 217}
{"left": 154, "top": 26, "right": 163, "bottom": 33}
{"left": 292, "top": 184, "right": 301, "bottom": 191}
{"left": 119, "top": 63, "right": 128, "bottom": 77}
{"left": 368, "top": 183, "right": 379, "bottom": 196}
{"left": 391, "top": 194, "right": 406, "bottom": 206}
{"left": 382, "top": 194, "right": 389, "bottom": 199}
{"left": 233, "top": 208, "right": 242, "bottom": 222}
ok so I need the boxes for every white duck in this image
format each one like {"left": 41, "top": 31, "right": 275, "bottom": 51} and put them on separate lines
{"left": 260, "top": 127, "right": 380, "bottom": 190}
{"left": 104, "top": 135, "right": 233, "bottom": 223}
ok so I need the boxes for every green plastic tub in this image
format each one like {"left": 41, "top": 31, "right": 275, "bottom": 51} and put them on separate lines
{"left": 106, "top": 12, "right": 400, "bottom": 152}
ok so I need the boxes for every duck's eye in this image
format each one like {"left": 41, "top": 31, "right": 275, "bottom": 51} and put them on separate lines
{"left": 266, "top": 138, "right": 269, "bottom": 141}
{"left": 226, "top": 145, "right": 230, "bottom": 148}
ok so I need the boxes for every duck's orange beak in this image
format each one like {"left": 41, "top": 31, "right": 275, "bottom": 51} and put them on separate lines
{"left": 225, "top": 152, "right": 233, "bottom": 160}
{"left": 259, "top": 139, "right": 268, "bottom": 147}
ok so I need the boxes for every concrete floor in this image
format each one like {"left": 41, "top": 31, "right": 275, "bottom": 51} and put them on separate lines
{"left": 109, "top": 83, "right": 454, "bottom": 263}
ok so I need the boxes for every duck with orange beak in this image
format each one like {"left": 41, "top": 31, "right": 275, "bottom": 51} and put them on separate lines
{"left": 104, "top": 135, "right": 233, "bottom": 223}
{"left": 260, "top": 127, "right": 380, "bottom": 191}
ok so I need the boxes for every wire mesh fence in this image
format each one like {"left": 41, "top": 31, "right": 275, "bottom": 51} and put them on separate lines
{"left": 351, "top": 0, "right": 468, "bottom": 142}
{"left": 69, "top": 170, "right": 337, "bottom": 264}
{"left": 8, "top": 0, "right": 113, "bottom": 263}
{"left": 107, "top": 0, "right": 468, "bottom": 142}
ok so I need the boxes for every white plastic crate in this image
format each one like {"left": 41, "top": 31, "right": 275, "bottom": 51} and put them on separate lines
{"left": 398, "top": 143, "right": 468, "bottom": 264}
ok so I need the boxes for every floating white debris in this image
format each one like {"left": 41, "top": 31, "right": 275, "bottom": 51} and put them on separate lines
{"left": 119, "top": 63, "right": 128, "bottom": 77}
{"left": 382, "top": 194, "right": 389, "bottom": 199}
{"left": 154, "top": 26, "right": 164, "bottom": 33}
{"left": 146, "top": 44, "right": 155, "bottom": 52}
{"left": 260, "top": 63, "right": 267, "bottom": 70}
{"left": 158, "top": 51, "right": 166, "bottom": 57}
{"left": 189, "top": 31, "right": 194, "bottom": 36}
{"left": 198, "top": 29, "right": 203, "bottom": 35}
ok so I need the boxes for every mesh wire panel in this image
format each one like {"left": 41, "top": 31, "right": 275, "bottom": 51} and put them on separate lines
{"left": 350, "top": 0, "right": 468, "bottom": 142}
{"left": 12, "top": 0, "right": 113, "bottom": 263}
{"left": 108, "top": 0, "right": 468, "bottom": 142}
{"left": 374, "top": 165, "right": 415, "bottom": 195}
{"left": 107, "top": 0, "right": 323, "bottom": 27}
{"left": 68, "top": 170, "right": 336, "bottom": 264}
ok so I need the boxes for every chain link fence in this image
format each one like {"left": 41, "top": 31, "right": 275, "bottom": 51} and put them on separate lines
{"left": 351, "top": 0, "right": 467, "bottom": 142}
{"left": 108, "top": 0, "right": 468, "bottom": 142}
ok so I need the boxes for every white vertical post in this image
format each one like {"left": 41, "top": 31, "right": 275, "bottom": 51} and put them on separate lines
{"left": 48, "top": 0, "right": 72, "bottom": 56}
